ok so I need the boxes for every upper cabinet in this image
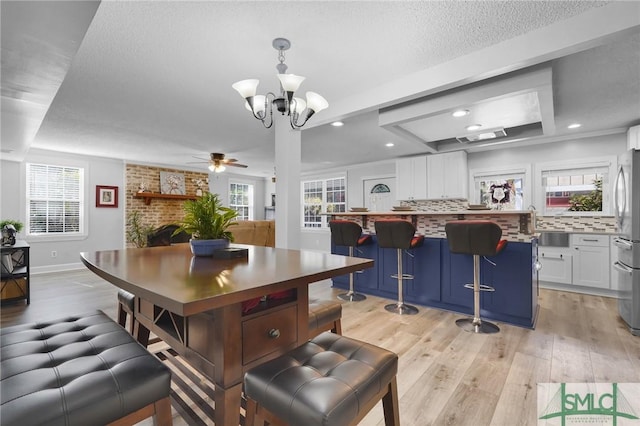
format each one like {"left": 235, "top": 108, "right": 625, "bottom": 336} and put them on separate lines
{"left": 396, "top": 156, "right": 427, "bottom": 200}
{"left": 426, "top": 151, "right": 468, "bottom": 199}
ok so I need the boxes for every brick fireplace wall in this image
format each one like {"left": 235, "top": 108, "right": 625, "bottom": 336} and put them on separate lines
{"left": 126, "top": 164, "right": 209, "bottom": 229}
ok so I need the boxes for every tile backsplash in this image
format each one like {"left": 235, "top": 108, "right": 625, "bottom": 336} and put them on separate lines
{"left": 536, "top": 215, "right": 617, "bottom": 234}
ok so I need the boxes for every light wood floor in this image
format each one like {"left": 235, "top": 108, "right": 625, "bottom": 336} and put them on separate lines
{"left": 2, "top": 270, "right": 639, "bottom": 426}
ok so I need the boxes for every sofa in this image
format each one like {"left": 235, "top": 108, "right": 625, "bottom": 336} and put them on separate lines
{"left": 146, "top": 224, "right": 190, "bottom": 247}
{"left": 229, "top": 220, "right": 275, "bottom": 247}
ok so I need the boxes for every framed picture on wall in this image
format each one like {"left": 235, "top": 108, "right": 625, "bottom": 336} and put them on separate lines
{"left": 96, "top": 185, "right": 118, "bottom": 208}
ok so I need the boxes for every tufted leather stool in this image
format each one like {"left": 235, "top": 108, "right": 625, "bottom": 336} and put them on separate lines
{"left": 0, "top": 310, "right": 172, "bottom": 425}
{"left": 445, "top": 220, "right": 507, "bottom": 334}
{"left": 243, "top": 331, "right": 399, "bottom": 426}
{"left": 308, "top": 298, "right": 342, "bottom": 339}
{"left": 375, "top": 219, "right": 424, "bottom": 315}
{"left": 329, "top": 220, "right": 372, "bottom": 301}
{"left": 117, "top": 288, "right": 136, "bottom": 334}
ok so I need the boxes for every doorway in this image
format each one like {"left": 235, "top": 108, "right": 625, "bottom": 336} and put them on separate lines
{"left": 363, "top": 177, "right": 395, "bottom": 212}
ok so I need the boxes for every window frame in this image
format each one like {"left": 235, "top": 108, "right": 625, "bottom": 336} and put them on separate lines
{"left": 228, "top": 181, "right": 254, "bottom": 221}
{"left": 301, "top": 176, "right": 346, "bottom": 229}
{"left": 24, "top": 161, "right": 88, "bottom": 241}
{"left": 469, "top": 164, "right": 532, "bottom": 210}
{"left": 535, "top": 156, "right": 616, "bottom": 216}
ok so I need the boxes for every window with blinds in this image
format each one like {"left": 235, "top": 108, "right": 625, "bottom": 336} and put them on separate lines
{"left": 26, "top": 163, "right": 84, "bottom": 235}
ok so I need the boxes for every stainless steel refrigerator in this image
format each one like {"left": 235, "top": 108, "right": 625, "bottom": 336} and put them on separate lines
{"left": 613, "top": 148, "right": 640, "bottom": 336}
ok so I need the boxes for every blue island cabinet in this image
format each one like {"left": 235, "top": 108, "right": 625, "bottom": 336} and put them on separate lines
{"left": 332, "top": 237, "right": 538, "bottom": 328}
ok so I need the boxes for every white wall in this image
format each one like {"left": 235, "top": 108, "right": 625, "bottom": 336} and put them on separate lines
{"left": 1, "top": 149, "right": 126, "bottom": 273}
{"left": 467, "top": 133, "right": 627, "bottom": 170}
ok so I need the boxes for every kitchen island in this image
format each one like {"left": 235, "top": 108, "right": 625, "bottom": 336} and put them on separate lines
{"left": 328, "top": 210, "right": 538, "bottom": 328}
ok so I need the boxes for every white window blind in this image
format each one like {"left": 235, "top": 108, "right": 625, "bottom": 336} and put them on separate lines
{"left": 26, "top": 163, "right": 84, "bottom": 234}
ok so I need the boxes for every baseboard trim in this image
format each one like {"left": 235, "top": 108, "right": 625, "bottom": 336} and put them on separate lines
{"left": 32, "top": 263, "right": 85, "bottom": 275}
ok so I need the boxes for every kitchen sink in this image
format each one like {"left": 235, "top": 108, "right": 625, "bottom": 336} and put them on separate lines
{"left": 537, "top": 232, "right": 569, "bottom": 247}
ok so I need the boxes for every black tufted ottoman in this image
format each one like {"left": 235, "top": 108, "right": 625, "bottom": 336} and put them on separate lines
{"left": 308, "top": 298, "right": 342, "bottom": 339}
{"left": 244, "top": 331, "right": 399, "bottom": 426}
{"left": 0, "top": 310, "right": 172, "bottom": 426}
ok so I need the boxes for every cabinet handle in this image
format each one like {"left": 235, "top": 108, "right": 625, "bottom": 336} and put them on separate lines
{"left": 581, "top": 239, "right": 599, "bottom": 242}
{"left": 268, "top": 328, "right": 280, "bottom": 339}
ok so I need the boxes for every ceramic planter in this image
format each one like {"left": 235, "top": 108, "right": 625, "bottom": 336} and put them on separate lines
{"left": 190, "top": 238, "right": 229, "bottom": 256}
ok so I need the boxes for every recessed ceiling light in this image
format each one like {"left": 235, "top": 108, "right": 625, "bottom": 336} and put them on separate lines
{"left": 331, "top": 121, "right": 344, "bottom": 127}
{"left": 385, "top": 142, "right": 395, "bottom": 147}
{"left": 466, "top": 124, "right": 482, "bottom": 131}
{"left": 568, "top": 123, "right": 581, "bottom": 129}
{"left": 452, "top": 109, "right": 470, "bottom": 118}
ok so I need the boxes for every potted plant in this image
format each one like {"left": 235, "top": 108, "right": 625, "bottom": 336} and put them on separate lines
{"left": 173, "top": 192, "right": 238, "bottom": 256}
{"left": 126, "top": 211, "right": 153, "bottom": 248}
{"left": 0, "top": 219, "right": 24, "bottom": 234}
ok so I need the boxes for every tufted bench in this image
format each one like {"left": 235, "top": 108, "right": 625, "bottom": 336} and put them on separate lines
{"left": 244, "top": 331, "right": 399, "bottom": 426}
{"left": 308, "top": 298, "right": 342, "bottom": 339}
{"left": 0, "top": 310, "right": 172, "bottom": 426}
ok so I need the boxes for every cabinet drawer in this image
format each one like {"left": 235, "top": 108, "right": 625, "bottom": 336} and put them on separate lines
{"left": 1, "top": 277, "right": 27, "bottom": 300}
{"left": 571, "top": 234, "right": 609, "bottom": 247}
{"left": 242, "top": 305, "right": 297, "bottom": 365}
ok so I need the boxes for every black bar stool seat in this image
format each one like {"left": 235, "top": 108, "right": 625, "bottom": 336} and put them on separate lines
{"left": 445, "top": 220, "right": 506, "bottom": 334}
{"left": 374, "top": 219, "right": 424, "bottom": 315}
{"left": 329, "top": 220, "right": 372, "bottom": 302}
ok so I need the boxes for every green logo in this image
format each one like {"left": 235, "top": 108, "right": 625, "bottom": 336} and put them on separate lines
{"left": 539, "top": 383, "right": 639, "bottom": 425}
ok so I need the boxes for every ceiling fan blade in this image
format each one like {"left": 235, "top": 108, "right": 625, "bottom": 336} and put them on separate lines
{"left": 192, "top": 156, "right": 210, "bottom": 161}
{"left": 226, "top": 162, "right": 248, "bottom": 168}
{"left": 186, "top": 161, "right": 210, "bottom": 164}
{"left": 222, "top": 158, "right": 239, "bottom": 163}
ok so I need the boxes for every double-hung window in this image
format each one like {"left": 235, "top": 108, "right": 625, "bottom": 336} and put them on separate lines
{"left": 26, "top": 163, "right": 84, "bottom": 235}
{"left": 537, "top": 157, "right": 615, "bottom": 215}
{"left": 302, "top": 177, "right": 346, "bottom": 228}
{"left": 229, "top": 182, "right": 253, "bottom": 220}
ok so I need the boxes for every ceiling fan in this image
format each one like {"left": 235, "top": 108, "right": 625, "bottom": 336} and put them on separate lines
{"left": 189, "top": 153, "right": 248, "bottom": 173}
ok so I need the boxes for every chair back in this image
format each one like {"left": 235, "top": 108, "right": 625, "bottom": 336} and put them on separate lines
{"left": 374, "top": 220, "right": 417, "bottom": 249}
{"left": 329, "top": 220, "right": 363, "bottom": 247}
{"left": 445, "top": 220, "right": 502, "bottom": 256}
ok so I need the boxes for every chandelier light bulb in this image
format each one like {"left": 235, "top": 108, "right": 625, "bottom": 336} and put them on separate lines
{"left": 232, "top": 79, "right": 259, "bottom": 99}
{"left": 277, "top": 74, "right": 305, "bottom": 93}
{"left": 305, "top": 91, "right": 328, "bottom": 113}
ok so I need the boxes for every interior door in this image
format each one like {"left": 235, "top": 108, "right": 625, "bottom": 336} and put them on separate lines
{"left": 363, "top": 177, "right": 395, "bottom": 212}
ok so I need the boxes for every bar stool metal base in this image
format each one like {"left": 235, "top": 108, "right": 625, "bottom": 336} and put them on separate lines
{"left": 385, "top": 302, "right": 419, "bottom": 315}
{"left": 337, "top": 291, "right": 367, "bottom": 302}
{"left": 455, "top": 317, "right": 500, "bottom": 334}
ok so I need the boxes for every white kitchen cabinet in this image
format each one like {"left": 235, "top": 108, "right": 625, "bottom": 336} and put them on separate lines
{"left": 426, "top": 151, "right": 468, "bottom": 199}
{"left": 395, "top": 156, "right": 427, "bottom": 200}
{"left": 571, "top": 234, "right": 610, "bottom": 289}
{"left": 628, "top": 125, "right": 640, "bottom": 150}
{"left": 538, "top": 247, "right": 573, "bottom": 284}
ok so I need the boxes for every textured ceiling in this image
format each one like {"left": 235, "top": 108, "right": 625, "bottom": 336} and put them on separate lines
{"left": 2, "top": 1, "right": 639, "bottom": 177}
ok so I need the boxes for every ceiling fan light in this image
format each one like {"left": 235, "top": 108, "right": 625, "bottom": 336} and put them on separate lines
{"left": 208, "top": 163, "right": 215, "bottom": 172}
{"left": 306, "top": 91, "right": 328, "bottom": 113}
{"left": 214, "top": 164, "right": 226, "bottom": 173}
{"left": 232, "top": 79, "right": 259, "bottom": 99}
{"left": 277, "top": 74, "right": 305, "bottom": 93}
{"left": 292, "top": 97, "right": 306, "bottom": 115}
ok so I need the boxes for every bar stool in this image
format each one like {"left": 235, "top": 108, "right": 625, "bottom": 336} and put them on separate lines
{"left": 445, "top": 220, "right": 506, "bottom": 334}
{"left": 374, "top": 219, "right": 424, "bottom": 315}
{"left": 329, "top": 220, "right": 372, "bottom": 302}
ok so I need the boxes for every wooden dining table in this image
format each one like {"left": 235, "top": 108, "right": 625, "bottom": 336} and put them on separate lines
{"left": 80, "top": 243, "right": 373, "bottom": 426}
